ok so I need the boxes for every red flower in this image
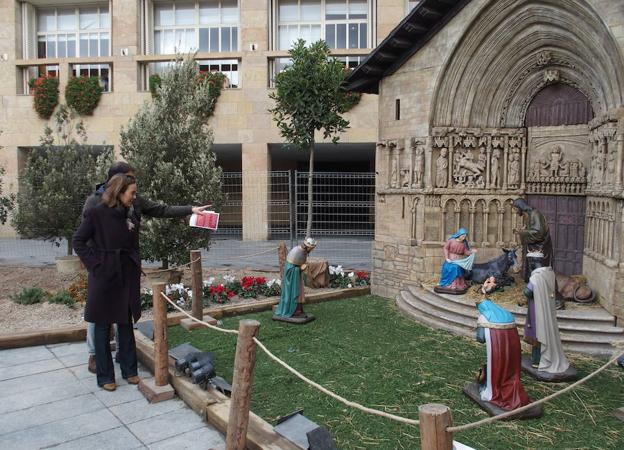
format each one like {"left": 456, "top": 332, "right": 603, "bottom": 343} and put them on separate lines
{"left": 226, "top": 290, "right": 235, "bottom": 298}
{"left": 254, "top": 277, "right": 266, "bottom": 285}
{"left": 241, "top": 276, "right": 254, "bottom": 289}
{"left": 356, "top": 271, "right": 369, "bottom": 280}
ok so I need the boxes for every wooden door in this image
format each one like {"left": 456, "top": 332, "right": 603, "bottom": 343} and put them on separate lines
{"left": 527, "top": 195, "right": 585, "bottom": 275}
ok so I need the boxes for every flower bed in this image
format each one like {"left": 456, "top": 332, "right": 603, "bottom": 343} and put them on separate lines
{"left": 140, "top": 274, "right": 283, "bottom": 311}
{"left": 328, "top": 265, "right": 370, "bottom": 288}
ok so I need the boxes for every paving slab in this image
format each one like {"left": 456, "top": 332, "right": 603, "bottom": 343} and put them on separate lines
{"left": 46, "top": 426, "right": 144, "bottom": 450}
{"left": 0, "top": 393, "right": 104, "bottom": 435}
{"left": 0, "top": 344, "right": 225, "bottom": 449}
{"left": 110, "top": 397, "right": 186, "bottom": 424}
{"left": 0, "top": 408, "right": 121, "bottom": 449}
{"left": 148, "top": 426, "right": 226, "bottom": 450}
{"left": 127, "top": 408, "right": 207, "bottom": 445}
{"left": 0, "top": 357, "right": 64, "bottom": 381}
{"left": 0, "top": 366, "right": 76, "bottom": 397}
{"left": 0, "top": 346, "right": 56, "bottom": 369}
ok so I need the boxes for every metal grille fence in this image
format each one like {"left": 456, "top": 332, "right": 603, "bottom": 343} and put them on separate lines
{"left": 0, "top": 170, "right": 375, "bottom": 270}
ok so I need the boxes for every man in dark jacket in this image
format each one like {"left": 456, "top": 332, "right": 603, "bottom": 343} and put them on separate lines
{"left": 84, "top": 161, "right": 212, "bottom": 373}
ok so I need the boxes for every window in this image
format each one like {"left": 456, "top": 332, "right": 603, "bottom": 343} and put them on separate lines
{"left": 71, "top": 63, "right": 111, "bottom": 92}
{"left": 153, "top": 1, "right": 240, "bottom": 54}
{"left": 270, "top": 55, "right": 363, "bottom": 86}
{"left": 277, "top": 0, "right": 369, "bottom": 51}
{"left": 147, "top": 59, "right": 239, "bottom": 88}
{"left": 21, "top": 65, "right": 59, "bottom": 94}
{"left": 36, "top": 6, "right": 110, "bottom": 58}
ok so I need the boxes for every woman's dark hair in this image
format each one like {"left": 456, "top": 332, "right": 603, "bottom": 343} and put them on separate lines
{"left": 102, "top": 174, "right": 136, "bottom": 207}
{"left": 107, "top": 161, "right": 136, "bottom": 181}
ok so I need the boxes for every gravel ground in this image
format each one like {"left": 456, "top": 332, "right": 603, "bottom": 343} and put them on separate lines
{"left": 0, "top": 265, "right": 282, "bottom": 334}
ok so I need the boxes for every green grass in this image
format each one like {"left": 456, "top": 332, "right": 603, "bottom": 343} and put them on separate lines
{"left": 168, "top": 296, "right": 624, "bottom": 449}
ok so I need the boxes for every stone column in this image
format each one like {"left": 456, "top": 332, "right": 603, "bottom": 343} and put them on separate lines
{"left": 616, "top": 135, "right": 624, "bottom": 190}
{"left": 409, "top": 140, "right": 415, "bottom": 187}
{"left": 242, "top": 143, "right": 270, "bottom": 240}
{"left": 520, "top": 138, "right": 527, "bottom": 191}
{"left": 485, "top": 146, "right": 492, "bottom": 188}
{"left": 469, "top": 207, "right": 475, "bottom": 242}
{"left": 112, "top": 0, "right": 139, "bottom": 94}
{"left": 425, "top": 139, "right": 433, "bottom": 190}
{"left": 502, "top": 137, "right": 509, "bottom": 191}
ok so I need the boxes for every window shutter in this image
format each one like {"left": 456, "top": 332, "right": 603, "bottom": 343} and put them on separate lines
{"left": 22, "top": 2, "right": 36, "bottom": 59}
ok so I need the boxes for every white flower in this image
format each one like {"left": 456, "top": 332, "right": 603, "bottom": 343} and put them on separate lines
{"left": 187, "top": 291, "right": 193, "bottom": 299}
{"left": 329, "top": 265, "right": 337, "bottom": 275}
{"left": 276, "top": 279, "right": 281, "bottom": 286}
{"left": 176, "top": 299, "right": 185, "bottom": 306}
{"left": 142, "top": 288, "right": 152, "bottom": 295}
{"left": 223, "top": 275, "right": 236, "bottom": 283}
{"left": 348, "top": 283, "right": 352, "bottom": 288}
{"left": 203, "top": 277, "right": 215, "bottom": 287}
{"left": 267, "top": 279, "right": 276, "bottom": 288}
{"left": 348, "top": 272, "right": 355, "bottom": 279}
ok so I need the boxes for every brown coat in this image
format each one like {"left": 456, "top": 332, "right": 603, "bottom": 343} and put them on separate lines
{"left": 73, "top": 203, "right": 141, "bottom": 324}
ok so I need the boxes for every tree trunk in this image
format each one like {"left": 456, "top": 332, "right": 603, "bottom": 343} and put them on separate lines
{"left": 161, "top": 258, "right": 169, "bottom": 270}
{"left": 66, "top": 238, "right": 73, "bottom": 256}
{"left": 306, "top": 141, "right": 314, "bottom": 238}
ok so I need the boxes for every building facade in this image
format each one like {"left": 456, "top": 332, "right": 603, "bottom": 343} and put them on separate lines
{"left": 0, "top": 0, "right": 419, "bottom": 239}
{"left": 347, "top": 0, "right": 624, "bottom": 320}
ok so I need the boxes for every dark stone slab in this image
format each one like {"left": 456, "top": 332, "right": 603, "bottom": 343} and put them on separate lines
{"left": 521, "top": 355, "right": 578, "bottom": 382}
{"left": 463, "top": 382, "right": 543, "bottom": 420}
{"left": 169, "top": 342, "right": 201, "bottom": 361}
{"left": 434, "top": 286, "right": 468, "bottom": 295}
{"left": 272, "top": 314, "right": 316, "bottom": 324}
{"left": 307, "top": 426, "right": 338, "bottom": 450}
{"left": 136, "top": 320, "right": 154, "bottom": 340}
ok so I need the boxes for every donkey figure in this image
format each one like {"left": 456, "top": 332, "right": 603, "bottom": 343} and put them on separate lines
{"left": 466, "top": 248, "right": 519, "bottom": 286}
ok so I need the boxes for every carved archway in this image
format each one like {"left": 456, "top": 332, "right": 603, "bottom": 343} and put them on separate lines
{"left": 431, "top": 0, "right": 624, "bottom": 128}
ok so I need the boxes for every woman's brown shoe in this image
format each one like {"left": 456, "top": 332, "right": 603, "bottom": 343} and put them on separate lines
{"left": 126, "top": 376, "right": 141, "bottom": 385}
{"left": 88, "top": 355, "right": 97, "bottom": 374}
{"left": 101, "top": 383, "right": 117, "bottom": 391}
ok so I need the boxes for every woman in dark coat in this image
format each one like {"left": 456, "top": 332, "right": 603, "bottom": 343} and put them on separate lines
{"left": 73, "top": 174, "right": 142, "bottom": 391}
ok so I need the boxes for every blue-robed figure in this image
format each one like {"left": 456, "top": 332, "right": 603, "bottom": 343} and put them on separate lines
{"left": 438, "top": 228, "right": 476, "bottom": 291}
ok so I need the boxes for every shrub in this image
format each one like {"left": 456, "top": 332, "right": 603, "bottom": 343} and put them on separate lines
{"left": 10, "top": 287, "right": 48, "bottom": 305}
{"left": 67, "top": 273, "right": 88, "bottom": 303}
{"left": 149, "top": 74, "right": 162, "bottom": 97}
{"left": 121, "top": 58, "right": 224, "bottom": 268}
{"left": 205, "top": 284, "right": 235, "bottom": 304}
{"left": 65, "top": 77, "right": 103, "bottom": 115}
{"left": 328, "top": 266, "right": 370, "bottom": 288}
{"left": 0, "top": 155, "right": 16, "bottom": 225}
{"left": 48, "top": 290, "right": 76, "bottom": 308}
{"left": 11, "top": 106, "right": 113, "bottom": 255}
{"left": 30, "top": 76, "right": 59, "bottom": 119}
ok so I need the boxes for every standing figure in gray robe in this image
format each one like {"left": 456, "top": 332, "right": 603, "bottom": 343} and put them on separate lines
{"left": 512, "top": 198, "right": 553, "bottom": 283}
{"left": 523, "top": 253, "right": 570, "bottom": 375}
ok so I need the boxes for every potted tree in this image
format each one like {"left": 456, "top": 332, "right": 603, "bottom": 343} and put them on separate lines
{"left": 12, "top": 105, "right": 112, "bottom": 272}
{"left": 121, "top": 58, "right": 224, "bottom": 276}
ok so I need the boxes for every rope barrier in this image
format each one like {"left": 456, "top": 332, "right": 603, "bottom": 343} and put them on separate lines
{"left": 252, "top": 336, "right": 421, "bottom": 426}
{"left": 160, "top": 291, "right": 624, "bottom": 432}
{"left": 161, "top": 292, "right": 239, "bottom": 335}
{"left": 145, "top": 256, "right": 202, "bottom": 275}
{"left": 219, "top": 246, "right": 279, "bottom": 260}
{"left": 447, "top": 348, "right": 624, "bottom": 432}
{"left": 160, "top": 292, "right": 420, "bottom": 425}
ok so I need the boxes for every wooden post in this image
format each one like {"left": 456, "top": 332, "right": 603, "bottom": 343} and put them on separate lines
{"left": 153, "top": 282, "right": 168, "bottom": 386}
{"left": 191, "top": 250, "right": 203, "bottom": 320}
{"left": 419, "top": 403, "right": 453, "bottom": 450}
{"left": 226, "top": 320, "right": 261, "bottom": 450}
{"left": 138, "top": 282, "right": 175, "bottom": 403}
{"left": 278, "top": 242, "right": 287, "bottom": 278}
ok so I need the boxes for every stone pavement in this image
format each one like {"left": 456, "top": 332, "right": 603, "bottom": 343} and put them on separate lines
{"left": 0, "top": 341, "right": 225, "bottom": 449}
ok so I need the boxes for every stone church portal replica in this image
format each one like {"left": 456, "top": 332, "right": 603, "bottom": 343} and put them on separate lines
{"left": 346, "top": 0, "right": 624, "bottom": 325}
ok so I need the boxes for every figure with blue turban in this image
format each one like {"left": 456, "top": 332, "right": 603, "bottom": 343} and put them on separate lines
{"left": 463, "top": 277, "right": 542, "bottom": 419}
{"left": 436, "top": 227, "right": 476, "bottom": 294}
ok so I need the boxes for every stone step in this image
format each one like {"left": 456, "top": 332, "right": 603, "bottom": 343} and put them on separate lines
{"left": 408, "top": 286, "right": 624, "bottom": 336}
{"left": 419, "top": 285, "right": 616, "bottom": 327}
{"left": 397, "top": 287, "right": 624, "bottom": 357}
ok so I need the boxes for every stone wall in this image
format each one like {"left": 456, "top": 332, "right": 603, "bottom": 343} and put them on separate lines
{"left": 372, "top": 0, "right": 624, "bottom": 322}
